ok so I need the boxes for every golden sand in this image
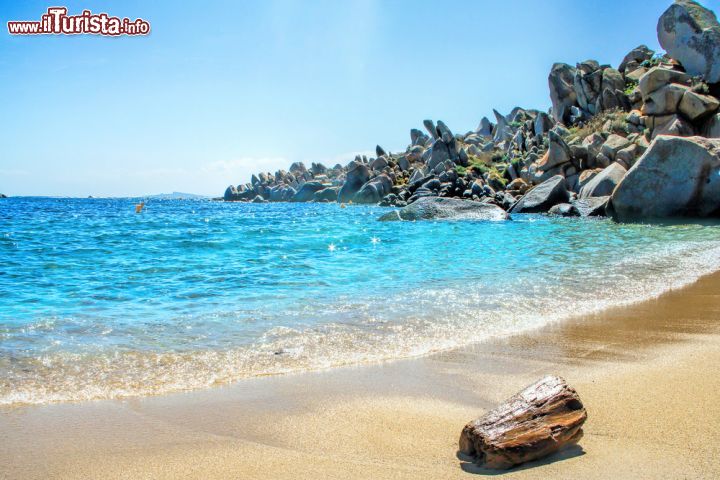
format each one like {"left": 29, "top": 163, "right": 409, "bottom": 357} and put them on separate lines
{"left": 2, "top": 272, "right": 720, "bottom": 479}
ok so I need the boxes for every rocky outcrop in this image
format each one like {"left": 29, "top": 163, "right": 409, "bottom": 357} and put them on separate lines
{"left": 292, "top": 181, "right": 325, "bottom": 202}
{"left": 269, "top": 185, "right": 296, "bottom": 202}
{"left": 378, "top": 197, "right": 509, "bottom": 221}
{"left": 658, "top": 0, "right": 720, "bottom": 83}
{"left": 571, "top": 196, "right": 610, "bottom": 217}
{"left": 224, "top": 185, "right": 239, "bottom": 201}
{"left": 313, "top": 187, "right": 339, "bottom": 202}
{"left": 354, "top": 174, "right": 393, "bottom": 204}
{"left": 337, "top": 161, "right": 371, "bottom": 203}
{"left": 510, "top": 175, "right": 570, "bottom": 214}
{"left": 573, "top": 60, "right": 628, "bottom": 117}
{"left": 609, "top": 136, "right": 720, "bottom": 221}
{"left": 218, "top": 2, "right": 720, "bottom": 225}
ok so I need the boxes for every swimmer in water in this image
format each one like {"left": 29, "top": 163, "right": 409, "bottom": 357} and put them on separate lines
{"left": 135, "top": 201, "right": 145, "bottom": 213}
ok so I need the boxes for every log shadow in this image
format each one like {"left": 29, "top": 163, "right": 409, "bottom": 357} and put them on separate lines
{"left": 457, "top": 445, "right": 585, "bottom": 475}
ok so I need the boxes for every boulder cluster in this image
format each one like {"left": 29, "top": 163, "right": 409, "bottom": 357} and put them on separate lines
{"left": 224, "top": 0, "right": 720, "bottom": 222}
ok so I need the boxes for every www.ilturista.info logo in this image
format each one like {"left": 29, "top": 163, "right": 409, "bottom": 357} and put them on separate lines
{"left": 7, "top": 7, "right": 150, "bottom": 36}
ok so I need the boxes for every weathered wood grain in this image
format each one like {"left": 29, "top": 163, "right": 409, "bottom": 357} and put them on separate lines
{"left": 459, "top": 375, "right": 587, "bottom": 469}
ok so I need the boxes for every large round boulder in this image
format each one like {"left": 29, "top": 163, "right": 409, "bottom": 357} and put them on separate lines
{"left": 657, "top": 0, "right": 720, "bottom": 83}
{"left": 609, "top": 135, "right": 720, "bottom": 221}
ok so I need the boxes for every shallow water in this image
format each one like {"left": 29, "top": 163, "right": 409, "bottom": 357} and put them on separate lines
{"left": 2, "top": 197, "right": 720, "bottom": 405}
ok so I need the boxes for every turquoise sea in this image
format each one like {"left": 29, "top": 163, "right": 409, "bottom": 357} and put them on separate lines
{"left": 2, "top": 197, "right": 720, "bottom": 405}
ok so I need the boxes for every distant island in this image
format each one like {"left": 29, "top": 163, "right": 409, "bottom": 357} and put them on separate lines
{"left": 145, "top": 192, "right": 209, "bottom": 200}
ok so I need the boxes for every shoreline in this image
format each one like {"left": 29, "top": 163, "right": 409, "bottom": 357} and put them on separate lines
{"left": 2, "top": 271, "right": 720, "bottom": 478}
{"left": 6, "top": 212, "right": 720, "bottom": 407}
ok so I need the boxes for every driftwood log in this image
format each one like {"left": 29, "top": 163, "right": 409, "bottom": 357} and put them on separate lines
{"left": 458, "top": 375, "right": 587, "bottom": 469}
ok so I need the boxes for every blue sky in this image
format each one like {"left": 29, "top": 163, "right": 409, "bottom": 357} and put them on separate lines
{"left": 1, "top": 0, "right": 718, "bottom": 197}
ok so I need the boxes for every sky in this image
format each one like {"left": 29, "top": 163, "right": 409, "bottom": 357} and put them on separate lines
{"left": 1, "top": 0, "right": 719, "bottom": 197}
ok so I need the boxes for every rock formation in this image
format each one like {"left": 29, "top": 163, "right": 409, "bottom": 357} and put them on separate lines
{"left": 221, "top": 0, "right": 720, "bottom": 223}
{"left": 658, "top": 0, "right": 720, "bottom": 83}
{"left": 609, "top": 135, "right": 720, "bottom": 221}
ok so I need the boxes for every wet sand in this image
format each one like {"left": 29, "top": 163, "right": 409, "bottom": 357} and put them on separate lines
{"left": 2, "top": 271, "right": 720, "bottom": 479}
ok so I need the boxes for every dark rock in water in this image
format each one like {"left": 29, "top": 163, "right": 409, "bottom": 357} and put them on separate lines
{"left": 337, "top": 161, "right": 371, "bottom": 203}
{"left": 510, "top": 175, "right": 570, "bottom": 214}
{"left": 658, "top": 0, "right": 720, "bottom": 83}
{"left": 0, "top": 194, "right": 7, "bottom": 198}
{"left": 375, "top": 145, "right": 387, "bottom": 157}
{"left": 224, "top": 185, "right": 240, "bottom": 201}
{"left": 378, "top": 197, "right": 509, "bottom": 221}
{"left": 579, "top": 162, "right": 627, "bottom": 198}
{"left": 354, "top": 174, "right": 393, "bottom": 204}
{"left": 251, "top": 195, "right": 267, "bottom": 204}
{"left": 313, "top": 187, "right": 339, "bottom": 202}
{"left": 610, "top": 135, "right": 720, "bottom": 221}
{"left": 548, "top": 203, "right": 577, "bottom": 217}
{"left": 292, "top": 181, "right": 325, "bottom": 202}
{"left": 571, "top": 196, "right": 610, "bottom": 217}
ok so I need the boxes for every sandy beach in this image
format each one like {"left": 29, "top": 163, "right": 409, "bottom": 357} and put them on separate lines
{"left": 2, "top": 270, "right": 720, "bottom": 479}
